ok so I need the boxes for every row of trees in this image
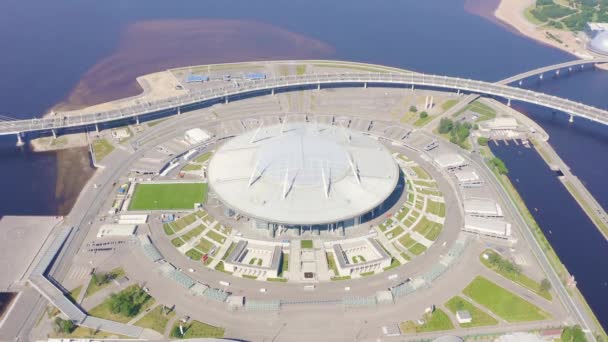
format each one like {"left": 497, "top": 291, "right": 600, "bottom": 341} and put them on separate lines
{"left": 108, "top": 285, "right": 151, "bottom": 317}
{"left": 489, "top": 157, "right": 509, "bottom": 175}
{"left": 438, "top": 118, "right": 475, "bottom": 149}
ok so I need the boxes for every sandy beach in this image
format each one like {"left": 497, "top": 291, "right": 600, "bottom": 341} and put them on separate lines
{"left": 493, "top": 0, "right": 595, "bottom": 59}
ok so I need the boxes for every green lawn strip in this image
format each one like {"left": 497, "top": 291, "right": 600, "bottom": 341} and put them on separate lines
{"left": 195, "top": 238, "right": 214, "bottom": 254}
{"left": 267, "top": 277, "right": 288, "bottom": 282}
{"left": 172, "top": 212, "right": 199, "bottom": 231}
{"left": 331, "top": 275, "right": 351, "bottom": 281}
{"left": 426, "top": 200, "right": 446, "bottom": 217}
{"left": 480, "top": 250, "right": 552, "bottom": 301}
{"left": 88, "top": 285, "right": 154, "bottom": 323}
{"left": 51, "top": 326, "right": 129, "bottom": 339}
{"left": 170, "top": 320, "right": 224, "bottom": 339}
{"left": 418, "top": 188, "right": 443, "bottom": 196}
{"left": 441, "top": 99, "right": 459, "bottom": 111}
{"left": 413, "top": 180, "right": 438, "bottom": 188}
{"left": 296, "top": 65, "right": 306, "bottom": 75}
{"left": 182, "top": 164, "right": 203, "bottom": 171}
{"left": 411, "top": 166, "right": 431, "bottom": 180}
{"left": 408, "top": 243, "right": 427, "bottom": 256}
{"left": 395, "top": 206, "right": 410, "bottom": 221}
{"left": 221, "top": 242, "right": 236, "bottom": 260}
{"left": 413, "top": 216, "right": 443, "bottom": 241}
{"left": 279, "top": 254, "right": 289, "bottom": 277}
{"left": 185, "top": 249, "right": 203, "bottom": 260}
{"left": 360, "top": 271, "right": 374, "bottom": 277}
{"left": 463, "top": 276, "right": 549, "bottom": 322}
{"left": 385, "top": 226, "right": 404, "bottom": 239}
{"left": 300, "top": 240, "right": 313, "bottom": 249}
{"left": 400, "top": 308, "right": 454, "bottom": 333}
{"left": 206, "top": 230, "right": 226, "bottom": 244}
{"left": 163, "top": 223, "right": 175, "bottom": 235}
{"left": 134, "top": 305, "right": 176, "bottom": 334}
{"left": 92, "top": 139, "right": 115, "bottom": 162}
{"left": 181, "top": 225, "right": 205, "bottom": 242}
{"left": 413, "top": 114, "right": 436, "bottom": 127}
{"left": 326, "top": 252, "right": 339, "bottom": 276}
{"left": 407, "top": 192, "right": 415, "bottom": 204}
{"left": 445, "top": 296, "right": 498, "bottom": 327}
{"left": 171, "top": 237, "right": 185, "bottom": 248}
{"left": 242, "top": 274, "right": 257, "bottom": 280}
{"left": 214, "top": 261, "right": 232, "bottom": 274}
{"left": 85, "top": 268, "right": 125, "bottom": 298}
{"left": 383, "top": 258, "right": 401, "bottom": 271}
{"left": 563, "top": 181, "right": 608, "bottom": 237}
{"left": 193, "top": 152, "right": 213, "bottom": 163}
{"left": 378, "top": 219, "right": 394, "bottom": 232}
{"left": 398, "top": 234, "right": 427, "bottom": 255}
{"left": 128, "top": 183, "right": 207, "bottom": 210}
{"left": 68, "top": 286, "right": 82, "bottom": 302}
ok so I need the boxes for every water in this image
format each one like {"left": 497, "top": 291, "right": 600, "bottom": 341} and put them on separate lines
{"left": 491, "top": 143, "right": 608, "bottom": 330}
{"left": 0, "top": 0, "right": 607, "bottom": 330}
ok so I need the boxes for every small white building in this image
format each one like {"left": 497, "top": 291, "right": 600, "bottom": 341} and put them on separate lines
{"left": 454, "top": 170, "right": 483, "bottom": 188}
{"left": 224, "top": 240, "right": 282, "bottom": 279}
{"left": 463, "top": 215, "right": 511, "bottom": 239}
{"left": 486, "top": 117, "right": 518, "bottom": 131}
{"left": 184, "top": 128, "right": 211, "bottom": 145}
{"left": 331, "top": 238, "right": 391, "bottom": 276}
{"left": 434, "top": 154, "right": 467, "bottom": 171}
{"left": 456, "top": 310, "right": 472, "bottom": 324}
{"left": 118, "top": 214, "right": 148, "bottom": 225}
{"left": 464, "top": 198, "right": 503, "bottom": 218}
{"left": 96, "top": 224, "right": 137, "bottom": 238}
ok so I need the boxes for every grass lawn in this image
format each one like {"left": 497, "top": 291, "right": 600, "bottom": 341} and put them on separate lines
{"left": 163, "top": 223, "right": 175, "bottom": 235}
{"left": 242, "top": 274, "right": 257, "bottom": 280}
{"left": 360, "top": 271, "right": 374, "bottom": 277}
{"left": 85, "top": 268, "right": 124, "bottom": 298}
{"left": 51, "top": 326, "right": 128, "bottom": 339}
{"left": 185, "top": 249, "right": 203, "bottom": 260}
{"left": 400, "top": 308, "right": 454, "bottom": 333}
{"left": 445, "top": 296, "right": 498, "bottom": 327}
{"left": 386, "top": 226, "right": 404, "bottom": 239}
{"left": 68, "top": 286, "right": 82, "bottom": 302}
{"left": 398, "top": 234, "right": 427, "bottom": 255}
{"left": 196, "top": 238, "right": 214, "bottom": 253}
{"left": 206, "top": 230, "right": 225, "bottom": 244}
{"left": 413, "top": 216, "right": 443, "bottom": 241}
{"left": 171, "top": 237, "right": 185, "bottom": 247}
{"left": 267, "top": 277, "right": 288, "bottom": 282}
{"left": 134, "top": 305, "right": 176, "bottom": 334}
{"left": 128, "top": 183, "right": 207, "bottom": 210}
{"left": 480, "top": 250, "right": 552, "bottom": 301}
{"left": 279, "top": 253, "right": 289, "bottom": 277}
{"left": 326, "top": 252, "right": 339, "bottom": 276}
{"left": 172, "top": 212, "right": 199, "bottom": 231}
{"left": 378, "top": 219, "right": 394, "bottom": 232}
{"left": 182, "top": 164, "right": 202, "bottom": 171}
{"left": 426, "top": 200, "right": 446, "bottom": 217}
{"left": 441, "top": 99, "right": 459, "bottom": 111}
{"left": 383, "top": 258, "right": 401, "bottom": 271}
{"left": 463, "top": 276, "right": 549, "bottom": 322}
{"left": 296, "top": 65, "right": 307, "bottom": 75}
{"left": 413, "top": 114, "right": 436, "bottom": 127}
{"left": 181, "top": 225, "right": 204, "bottom": 242}
{"left": 395, "top": 206, "right": 410, "bottom": 221}
{"left": 300, "top": 240, "right": 313, "bottom": 249}
{"left": 413, "top": 180, "right": 438, "bottom": 188}
{"left": 331, "top": 275, "right": 351, "bottom": 281}
{"left": 89, "top": 286, "right": 154, "bottom": 323}
{"left": 411, "top": 166, "right": 431, "bottom": 180}
{"left": 92, "top": 139, "right": 115, "bottom": 162}
{"left": 455, "top": 101, "right": 496, "bottom": 122}
{"left": 193, "top": 152, "right": 213, "bottom": 163}
{"left": 170, "top": 320, "right": 224, "bottom": 339}
{"left": 222, "top": 242, "right": 236, "bottom": 260}
{"left": 214, "top": 261, "right": 232, "bottom": 274}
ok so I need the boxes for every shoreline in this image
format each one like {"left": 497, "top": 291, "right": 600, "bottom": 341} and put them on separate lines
{"left": 492, "top": 0, "right": 595, "bottom": 59}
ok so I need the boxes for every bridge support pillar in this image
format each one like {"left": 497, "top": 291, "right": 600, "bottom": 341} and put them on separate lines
{"left": 364, "top": 82, "right": 367, "bottom": 89}
{"left": 507, "top": 98, "right": 511, "bottom": 107}
{"left": 225, "top": 96, "right": 229, "bottom": 104}
{"left": 539, "top": 74, "right": 543, "bottom": 80}
{"left": 518, "top": 80, "right": 523, "bottom": 86}
{"left": 177, "top": 106, "right": 181, "bottom": 115}
{"left": 556, "top": 69, "right": 560, "bottom": 76}
{"left": 317, "top": 83, "right": 320, "bottom": 91}
{"left": 51, "top": 129, "right": 56, "bottom": 139}
{"left": 569, "top": 114, "right": 574, "bottom": 123}
{"left": 95, "top": 123, "right": 99, "bottom": 133}
{"left": 457, "top": 89, "right": 461, "bottom": 96}
{"left": 136, "top": 116, "right": 140, "bottom": 125}
{"left": 271, "top": 88, "right": 275, "bottom": 95}
{"left": 411, "top": 84, "right": 414, "bottom": 91}
{"left": 569, "top": 67, "right": 572, "bottom": 72}
{"left": 16, "top": 133, "right": 23, "bottom": 146}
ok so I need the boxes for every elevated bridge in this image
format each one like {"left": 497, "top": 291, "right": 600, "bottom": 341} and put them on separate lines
{"left": 3, "top": 69, "right": 608, "bottom": 142}
{"left": 499, "top": 58, "right": 608, "bottom": 85}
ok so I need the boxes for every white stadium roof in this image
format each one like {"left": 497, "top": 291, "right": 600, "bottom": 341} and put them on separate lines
{"left": 207, "top": 123, "right": 399, "bottom": 225}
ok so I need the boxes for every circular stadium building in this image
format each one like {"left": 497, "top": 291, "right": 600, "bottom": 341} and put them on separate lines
{"left": 207, "top": 122, "right": 403, "bottom": 236}
{"left": 588, "top": 31, "right": 608, "bottom": 56}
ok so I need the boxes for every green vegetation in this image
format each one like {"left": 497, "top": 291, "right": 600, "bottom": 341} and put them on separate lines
{"left": 411, "top": 166, "right": 430, "bottom": 180}
{"left": 386, "top": 226, "right": 404, "bottom": 239}
{"left": 182, "top": 225, "right": 204, "bottom": 241}
{"left": 360, "top": 271, "right": 375, "bottom": 277}
{"left": 426, "top": 200, "right": 446, "bottom": 217}
{"left": 171, "top": 237, "right": 185, "bottom": 247}
{"left": 182, "top": 163, "right": 203, "bottom": 171}
{"left": 185, "top": 249, "right": 203, "bottom": 260}
{"left": 129, "top": 183, "right": 207, "bottom": 210}
{"left": 267, "top": 277, "right": 288, "bottom": 282}
{"left": 195, "top": 238, "right": 214, "bottom": 253}
{"left": 413, "top": 180, "right": 438, "bottom": 188}
{"left": 383, "top": 258, "right": 401, "bottom": 271}
{"left": 379, "top": 218, "right": 394, "bottom": 232}
{"left": 413, "top": 111, "right": 435, "bottom": 127}
{"left": 163, "top": 223, "right": 174, "bottom": 235}
{"left": 489, "top": 157, "right": 509, "bottom": 175}
{"left": 85, "top": 268, "right": 124, "bottom": 298}
{"left": 53, "top": 317, "right": 76, "bottom": 334}
{"left": 481, "top": 250, "right": 552, "bottom": 300}
{"left": 296, "top": 65, "right": 307, "bottom": 75}
{"left": 352, "top": 255, "right": 367, "bottom": 263}
{"left": 300, "top": 240, "right": 313, "bottom": 249}
{"left": 441, "top": 99, "right": 459, "bottom": 111}
{"left": 438, "top": 118, "right": 472, "bottom": 149}
{"left": 193, "top": 152, "right": 213, "bottom": 163}
{"left": 477, "top": 137, "right": 489, "bottom": 146}
{"left": 460, "top": 101, "right": 497, "bottom": 122}
{"left": 409, "top": 105, "right": 418, "bottom": 113}
{"left": 463, "top": 276, "right": 549, "bottom": 322}
{"left": 527, "top": 0, "right": 608, "bottom": 32}
{"left": 398, "top": 234, "right": 427, "bottom": 255}
{"left": 92, "top": 139, "right": 114, "bottom": 162}
{"left": 134, "top": 305, "right": 176, "bottom": 334}
{"left": 445, "top": 296, "right": 498, "bottom": 327}
{"left": 400, "top": 309, "right": 454, "bottom": 333}
{"left": 413, "top": 216, "right": 443, "bottom": 241}
{"left": 206, "top": 230, "right": 225, "bottom": 244}
{"left": 242, "top": 274, "right": 257, "bottom": 280}
{"left": 395, "top": 206, "right": 410, "bottom": 221}
{"left": 222, "top": 242, "right": 236, "bottom": 260}
{"left": 170, "top": 320, "right": 225, "bottom": 339}
{"left": 562, "top": 325, "right": 587, "bottom": 342}
{"left": 326, "top": 252, "right": 339, "bottom": 276}
{"left": 89, "top": 285, "right": 153, "bottom": 323}
{"left": 68, "top": 286, "right": 82, "bottom": 302}
{"left": 279, "top": 253, "right": 289, "bottom": 277}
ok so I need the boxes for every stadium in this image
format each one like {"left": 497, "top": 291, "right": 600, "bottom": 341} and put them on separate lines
{"left": 207, "top": 122, "right": 405, "bottom": 235}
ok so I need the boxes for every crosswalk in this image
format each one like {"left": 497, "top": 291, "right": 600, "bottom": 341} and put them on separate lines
{"left": 67, "top": 265, "right": 91, "bottom": 281}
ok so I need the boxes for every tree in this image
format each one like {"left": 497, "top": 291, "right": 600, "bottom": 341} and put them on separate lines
{"left": 438, "top": 118, "right": 454, "bottom": 134}
{"left": 561, "top": 325, "right": 587, "bottom": 342}
{"left": 108, "top": 286, "right": 151, "bottom": 317}
{"left": 540, "top": 278, "right": 552, "bottom": 292}
{"left": 477, "top": 137, "right": 489, "bottom": 146}
{"left": 490, "top": 157, "right": 508, "bottom": 175}
{"left": 53, "top": 317, "right": 75, "bottom": 334}
{"left": 419, "top": 111, "right": 428, "bottom": 119}
{"left": 409, "top": 105, "right": 418, "bottom": 113}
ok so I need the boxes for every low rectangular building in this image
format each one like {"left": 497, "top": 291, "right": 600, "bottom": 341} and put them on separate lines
{"left": 463, "top": 215, "right": 511, "bottom": 239}
{"left": 97, "top": 224, "right": 137, "bottom": 238}
{"left": 331, "top": 238, "right": 391, "bottom": 276}
{"left": 434, "top": 154, "right": 467, "bottom": 171}
{"left": 224, "top": 240, "right": 282, "bottom": 279}
{"left": 454, "top": 170, "right": 483, "bottom": 188}
{"left": 464, "top": 198, "right": 503, "bottom": 217}
{"left": 118, "top": 214, "right": 148, "bottom": 225}
{"left": 185, "top": 128, "right": 212, "bottom": 145}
